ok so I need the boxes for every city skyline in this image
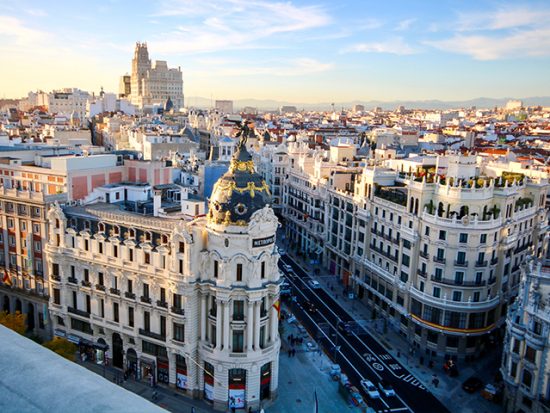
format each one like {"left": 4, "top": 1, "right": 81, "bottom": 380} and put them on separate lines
{"left": 2, "top": 0, "right": 550, "bottom": 102}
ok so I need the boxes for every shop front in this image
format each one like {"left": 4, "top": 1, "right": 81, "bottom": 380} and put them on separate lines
{"left": 228, "top": 369, "right": 246, "bottom": 409}
{"left": 204, "top": 362, "right": 214, "bottom": 402}
{"left": 126, "top": 348, "right": 138, "bottom": 379}
{"left": 176, "top": 355, "right": 188, "bottom": 391}
{"left": 260, "top": 362, "right": 271, "bottom": 400}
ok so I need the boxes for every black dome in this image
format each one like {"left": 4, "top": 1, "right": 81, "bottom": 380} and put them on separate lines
{"left": 208, "top": 144, "right": 271, "bottom": 226}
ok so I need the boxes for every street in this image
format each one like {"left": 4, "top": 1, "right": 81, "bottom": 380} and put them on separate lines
{"left": 279, "top": 254, "right": 450, "bottom": 413}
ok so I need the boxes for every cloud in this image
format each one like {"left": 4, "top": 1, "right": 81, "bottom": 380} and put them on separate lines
{"left": 395, "top": 18, "right": 415, "bottom": 31}
{"left": 426, "top": 5, "right": 550, "bottom": 60}
{"left": 0, "top": 15, "right": 53, "bottom": 50}
{"left": 25, "top": 8, "right": 47, "bottom": 17}
{"left": 190, "top": 57, "right": 334, "bottom": 77}
{"left": 343, "top": 37, "right": 416, "bottom": 55}
{"left": 149, "top": 0, "right": 330, "bottom": 54}
{"left": 426, "top": 28, "right": 550, "bottom": 60}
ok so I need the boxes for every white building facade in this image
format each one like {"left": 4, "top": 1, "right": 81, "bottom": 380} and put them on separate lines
{"left": 45, "top": 132, "right": 280, "bottom": 411}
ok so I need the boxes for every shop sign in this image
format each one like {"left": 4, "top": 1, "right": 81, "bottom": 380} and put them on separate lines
{"left": 252, "top": 235, "right": 275, "bottom": 248}
{"left": 67, "top": 334, "right": 80, "bottom": 344}
{"left": 176, "top": 371, "right": 187, "bottom": 390}
{"left": 229, "top": 389, "right": 245, "bottom": 408}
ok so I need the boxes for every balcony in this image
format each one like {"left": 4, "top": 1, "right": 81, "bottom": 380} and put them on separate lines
{"left": 51, "top": 275, "right": 61, "bottom": 282}
{"left": 430, "top": 275, "right": 486, "bottom": 287}
{"left": 68, "top": 277, "right": 78, "bottom": 284}
{"left": 95, "top": 284, "right": 106, "bottom": 292}
{"left": 156, "top": 300, "right": 168, "bottom": 309}
{"left": 475, "top": 260, "right": 488, "bottom": 268}
{"left": 419, "top": 251, "right": 429, "bottom": 259}
{"left": 138, "top": 328, "right": 165, "bottom": 342}
{"left": 454, "top": 260, "right": 469, "bottom": 267}
{"left": 171, "top": 306, "right": 185, "bottom": 316}
{"left": 109, "top": 288, "right": 120, "bottom": 295}
{"left": 433, "top": 256, "right": 446, "bottom": 264}
{"left": 81, "top": 280, "right": 92, "bottom": 287}
{"left": 491, "top": 257, "right": 499, "bottom": 265}
{"left": 233, "top": 314, "right": 245, "bottom": 322}
{"left": 417, "top": 269, "right": 427, "bottom": 277}
{"left": 488, "top": 276, "right": 497, "bottom": 285}
{"left": 68, "top": 306, "right": 90, "bottom": 318}
{"left": 140, "top": 296, "right": 152, "bottom": 304}
{"left": 125, "top": 291, "right": 136, "bottom": 299}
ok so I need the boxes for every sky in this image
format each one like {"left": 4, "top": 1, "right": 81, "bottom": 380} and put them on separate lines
{"left": 1, "top": 0, "right": 550, "bottom": 103}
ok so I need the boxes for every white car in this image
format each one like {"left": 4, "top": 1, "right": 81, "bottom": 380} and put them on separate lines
{"left": 360, "top": 379, "right": 380, "bottom": 399}
{"left": 308, "top": 280, "right": 321, "bottom": 289}
{"left": 378, "top": 380, "right": 396, "bottom": 397}
{"left": 278, "top": 248, "right": 287, "bottom": 255}
{"left": 282, "top": 264, "right": 293, "bottom": 272}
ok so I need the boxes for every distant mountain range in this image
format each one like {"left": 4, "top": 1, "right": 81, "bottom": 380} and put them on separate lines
{"left": 185, "top": 96, "right": 550, "bottom": 111}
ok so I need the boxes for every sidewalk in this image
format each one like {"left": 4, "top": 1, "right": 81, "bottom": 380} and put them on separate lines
{"left": 285, "top": 251, "right": 503, "bottom": 413}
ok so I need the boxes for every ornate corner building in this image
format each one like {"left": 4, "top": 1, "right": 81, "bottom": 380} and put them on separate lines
{"left": 44, "top": 138, "right": 280, "bottom": 411}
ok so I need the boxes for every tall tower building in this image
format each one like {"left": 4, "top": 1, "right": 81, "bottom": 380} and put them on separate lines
{"left": 127, "top": 42, "right": 184, "bottom": 110}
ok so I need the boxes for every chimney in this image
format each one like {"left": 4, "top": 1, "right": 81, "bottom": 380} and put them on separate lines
{"left": 153, "top": 189, "right": 162, "bottom": 217}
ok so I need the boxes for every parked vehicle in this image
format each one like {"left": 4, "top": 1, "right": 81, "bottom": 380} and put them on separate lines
{"left": 337, "top": 321, "right": 351, "bottom": 336}
{"left": 462, "top": 376, "right": 483, "bottom": 393}
{"left": 282, "top": 264, "right": 293, "bottom": 272}
{"left": 308, "top": 279, "right": 321, "bottom": 289}
{"left": 360, "top": 379, "right": 380, "bottom": 399}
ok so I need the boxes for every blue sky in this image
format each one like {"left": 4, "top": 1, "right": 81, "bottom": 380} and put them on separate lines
{"left": 1, "top": 0, "right": 550, "bottom": 102}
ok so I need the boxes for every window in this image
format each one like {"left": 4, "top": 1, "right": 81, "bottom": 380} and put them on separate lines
{"left": 233, "top": 300, "right": 244, "bottom": 320}
{"left": 99, "top": 242, "right": 103, "bottom": 254}
{"left": 452, "top": 291, "right": 462, "bottom": 302}
{"left": 143, "top": 283, "right": 149, "bottom": 298}
{"left": 401, "top": 254, "right": 410, "bottom": 267}
{"left": 473, "top": 292, "right": 480, "bottom": 302}
{"left": 433, "top": 287, "right": 441, "bottom": 298}
{"left": 260, "top": 326, "right": 266, "bottom": 348}
{"left": 144, "top": 252, "right": 150, "bottom": 264}
{"left": 128, "top": 307, "right": 134, "bottom": 327}
{"left": 113, "top": 245, "right": 118, "bottom": 258}
{"left": 425, "top": 226, "right": 430, "bottom": 236}
{"left": 437, "top": 248, "right": 445, "bottom": 260}
{"left": 525, "top": 346, "right": 537, "bottom": 363}
{"left": 72, "top": 291, "right": 77, "bottom": 308}
{"left": 179, "top": 242, "right": 185, "bottom": 253}
{"left": 84, "top": 269, "right": 89, "bottom": 282}
{"left": 160, "top": 316, "right": 166, "bottom": 337}
{"left": 475, "top": 272, "right": 482, "bottom": 285}
{"left": 53, "top": 288, "right": 60, "bottom": 305}
{"left": 113, "top": 302, "right": 119, "bottom": 322}
{"left": 52, "top": 263, "right": 59, "bottom": 277}
{"left": 454, "top": 272, "right": 464, "bottom": 285}
{"left": 480, "top": 234, "right": 487, "bottom": 244}
{"left": 173, "top": 293, "right": 182, "bottom": 309}
{"left": 457, "top": 251, "right": 466, "bottom": 264}
{"left": 214, "top": 260, "right": 219, "bottom": 278}
{"left": 435, "top": 267, "right": 443, "bottom": 280}
{"left": 144, "top": 311, "right": 150, "bottom": 331}
{"left": 100, "top": 299, "right": 104, "bottom": 318}
{"left": 522, "top": 370, "right": 533, "bottom": 388}
{"left": 232, "top": 331, "right": 244, "bottom": 353}
{"left": 439, "top": 230, "right": 446, "bottom": 240}
{"left": 86, "top": 295, "right": 91, "bottom": 313}
{"left": 127, "top": 279, "right": 133, "bottom": 294}
{"left": 261, "top": 261, "right": 265, "bottom": 279}
{"left": 236, "top": 263, "right": 243, "bottom": 281}
{"left": 173, "top": 323, "right": 185, "bottom": 342}
{"left": 510, "top": 362, "right": 518, "bottom": 378}
{"left": 459, "top": 233, "right": 468, "bottom": 243}
{"left": 98, "top": 272, "right": 104, "bottom": 286}
{"left": 129, "top": 249, "right": 134, "bottom": 261}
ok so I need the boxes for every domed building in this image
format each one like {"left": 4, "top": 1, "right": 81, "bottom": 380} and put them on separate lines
{"left": 44, "top": 121, "right": 281, "bottom": 412}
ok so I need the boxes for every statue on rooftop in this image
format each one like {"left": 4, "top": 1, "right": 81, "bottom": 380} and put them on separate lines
{"left": 231, "top": 119, "right": 255, "bottom": 150}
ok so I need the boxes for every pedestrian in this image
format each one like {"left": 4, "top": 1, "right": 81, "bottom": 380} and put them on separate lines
{"left": 248, "top": 407, "right": 253, "bottom": 413}
{"left": 292, "top": 348, "right": 296, "bottom": 357}
{"left": 191, "top": 407, "right": 196, "bottom": 413}
{"left": 287, "top": 349, "right": 291, "bottom": 357}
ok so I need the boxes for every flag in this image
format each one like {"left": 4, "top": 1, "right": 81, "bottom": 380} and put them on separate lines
{"left": 272, "top": 299, "right": 281, "bottom": 319}
{"left": 3, "top": 270, "right": 11, "bottom": 286}
{"left": 313, "top": 390, "right": 318, "bottom": 413}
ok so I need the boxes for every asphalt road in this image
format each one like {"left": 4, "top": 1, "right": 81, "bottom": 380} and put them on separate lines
{"left": 279, "top": 254, "right": 450, "bottom": 413}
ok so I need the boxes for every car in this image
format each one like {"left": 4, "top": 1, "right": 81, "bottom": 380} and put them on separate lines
{"left": 462, "top": 376, "right": 483, "bottom": 393}
{"left": 280, "top": 282, "right": 291, "bottom": 295}
{"left": 378, "top": 380, "right": 396, "bottom": 397}
{"left": 282, "top": 264, "right": 293, "bottom": 272}
{"left": 337, "top": 321, "right": 351, "bottom": 336}
{"left": 278, "top": 248, "right": 286, "bottom": 255}
{"left": 360, "top": 379, "right": 380, "bottom": 399}
{"left": 308, "top": 279, "right": 321, "bottom": 289}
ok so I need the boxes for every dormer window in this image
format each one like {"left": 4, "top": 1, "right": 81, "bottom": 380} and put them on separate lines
{"left": 129, "top": 229, "right": 135, "bottom": 239}
{"left": 98, "top": 223, "right": 105, "bottom": 233}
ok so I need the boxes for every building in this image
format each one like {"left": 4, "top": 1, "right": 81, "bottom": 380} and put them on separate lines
{"left": 353, "top": 104, "right": 365, "bottom": 113}
{"left": 348, "top": 154, "right": 549, "bottom": 361}
{"left": 46, "top": 88, "right": 91, "bottom": 121}
{"left": 119, "top": 75, "right": 131, "bottom": 97}
{"left": 44, "top": 128, "right": 280, "bottom": 411}
{"left": 215, "top": 100, "right": 234, "bottom": 115}
{"left": 128, "top": 42, "right": 184, "bottom": 110}
{"left": 501, "top": 257, "right": 550, "bottom": 413}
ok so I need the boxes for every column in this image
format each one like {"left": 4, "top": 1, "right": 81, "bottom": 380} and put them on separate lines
{"left": 215, "top": 299, "right": 222, "bottom": 350}
{"left": 168, "top": 350, "right": 176, "bottom": 387}
{"left": 223, "top": 300, "right": 230, "bottom": 351}
{"left": 253, "top": 301, "right": 261, "bottom": 350}
{"left": 247, "top": 299, "right": 254, "bottom": 351}
{"left": 270, "top": 296, "right": 278, "bottom": 344}
{"left": 200, "top": 293, "right": 206, "bottom": 341}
